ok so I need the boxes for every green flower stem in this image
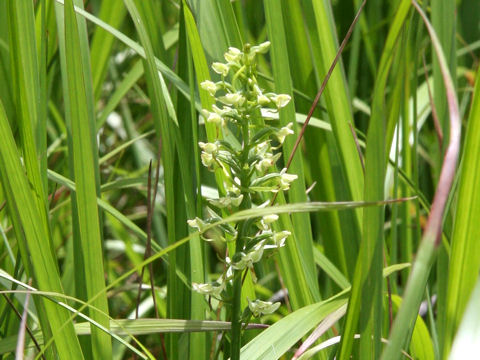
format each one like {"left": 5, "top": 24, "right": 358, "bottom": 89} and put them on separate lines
{"left": 230, "top": 119, "right": 252, "bottom": 359}
{"left": 230, "top": 212, "right": 251, "bottom": 359}
{"left": 230, "top": 266, "right": 244, "bottom": 359}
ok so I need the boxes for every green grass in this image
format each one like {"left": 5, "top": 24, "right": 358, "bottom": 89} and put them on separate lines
{"left": 0, "top": 0, "right": 479, "bottom": 359}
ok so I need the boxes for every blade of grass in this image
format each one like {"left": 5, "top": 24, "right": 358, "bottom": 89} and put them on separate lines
{"left": 0, "top": 99, "right": 84, "bottom": 359}
{"left": 240, "top": 264, "right": 410, "bottom": 360}
{"left": 381, "top": 2, "right": 461, "bottom": 358}
{"left": 264, "top": 0, "right": 320, "bottom": 306}
{"left": 123, "top": 1, "right": 182, "bottom": 358}
{"left": 6, "top": 1, "right": 68, "bottom": 358}
{"left": 310, "top": 0, "right": 365, "bottom": 224}
{"left": 432, "top": 0, "right": 457, "bottom": 354}
{"left": 449, "top": 275, "right": 480, "bottom": 359}
{"left": 241, "top": 296, "right": 348, "bottom": 360}
{"left": 176, "top": 11, "right": 207, "bottom": 359}
{"left": 442, "top": 60, "right": 480, "bottom": 357}
{"left": 338, "top": 1, "right": 412, "bottom": 358}
{"left": 63, "top": 0, "right": 112, "bottom": 358}
{"left": 90, "top": 0, "right": 127, "bottom": 99}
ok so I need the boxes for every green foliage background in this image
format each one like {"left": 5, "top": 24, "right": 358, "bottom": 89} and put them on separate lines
{"left": 0, "top": 0, "right": 479, "bottom": 359}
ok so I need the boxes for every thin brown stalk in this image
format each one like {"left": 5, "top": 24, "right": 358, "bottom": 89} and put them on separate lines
{"left": 2, "top": 280, "right": 45, "bottom": 359}
{"left": 271, "top": 0, "right": 366, "bottom": 205}
{"left": 285, "top": 0, "right": 367, "bottom": 172}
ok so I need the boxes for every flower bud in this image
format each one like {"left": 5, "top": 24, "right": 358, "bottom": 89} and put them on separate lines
{"left": 263, "top": 214, "right": 279, "bottom": 224}
{"left": 251, "top": 41, "right": 271, "bottom": 54}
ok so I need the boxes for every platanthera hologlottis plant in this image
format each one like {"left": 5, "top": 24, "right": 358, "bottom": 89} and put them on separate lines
{"left": 187, "top": 41, "right": 297, "bottom": 355}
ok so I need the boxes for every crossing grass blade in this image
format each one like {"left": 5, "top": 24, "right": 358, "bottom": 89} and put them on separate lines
{"left": 240, "top": 264, "right": 410, "bottom": 360}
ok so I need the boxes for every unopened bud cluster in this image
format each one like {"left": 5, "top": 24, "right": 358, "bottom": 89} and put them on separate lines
{"left": 188, "top": 42, "right": 296, "bottom": 318}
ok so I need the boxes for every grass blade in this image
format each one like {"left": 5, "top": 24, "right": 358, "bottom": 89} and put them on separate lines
{"left": 63, "top": 0, "right": 112, "bottom": 358}
{"left": 338, "top": 1, "right": 412, "bottom": 358}
{"left": 443, "top": 59, "right": 480, "bottom": 357}
{"left": 0, "top": 100, "right": 84, "bottom": 359}
{"left": 381, "top": 2, "right": 461, "bottom": 358}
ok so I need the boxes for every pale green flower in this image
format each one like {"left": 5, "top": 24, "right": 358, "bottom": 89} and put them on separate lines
{"left": 257, "top": 94, "right": 271, "bottom": 105}
{"left": 248, "top": 298, "right": 280, "bottom": 317}
{"left": 201, "top": 152, "right": 216, "bottom": 169}
{"left": 230, "top": 244, "right": 264, "bottom": 270}
{"left": 199, "top": 142, "right": 219, "bottom": 154}
{"left": 255, "top": 158, "right": 274, "bottom": 173}
{"left": 276, "top": 123, "right": 294, "bottom": 144}
{"left": 219, "top": 93, "right": 246, "bottom": 107}
{"left": 272, "top": 94, "right": 291, "bottom": 108}
{"left": 277, "top": 168, "right": 298, "bottom": 191}
{"left": 256, "top": 214, "right": 278, "bottom": 231}
{"left": 224, "top": 47, "right": 242, "bottom": 63}
{"left": 263, "top": 214, "right": 279, "bottom": 224}
{"left": 202, "top": 110, "right": 224, "bottom": 126}
{"left": 192, "top": 278, "right": 225, "bottom": 297}
{"left": 212, "top": 104, "right": 230, "bottom": 115}
{"left": 207, "top": 194, "right": 244, "bottom": 209}
{"left": 251, "top": 41, "right": 271, "bottom": 54}
{"left": 200, "top": 80, "right": 218, "bottom": 96}
{"left": 212, "top": 62, "right": 229, "bottom": 76}
{"left": 254, "top": 141, "right": 270, "bottom": 155}
{"left": 272, "top": 230, "right": 290, "bottom": 247}
{"left": 187, "top": 217, "right": 207, "bottom": 232}
{"left": 255, "top": 152, "right": 281, "bottom": 173}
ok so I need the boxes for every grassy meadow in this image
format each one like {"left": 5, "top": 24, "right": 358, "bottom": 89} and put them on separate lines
{"left": 0, "top": 0, "right": 479, "bottom": 359}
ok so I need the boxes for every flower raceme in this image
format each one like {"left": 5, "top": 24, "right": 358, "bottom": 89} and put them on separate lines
{"left": 188, "top": 42, "right": 297, "bottom": 318}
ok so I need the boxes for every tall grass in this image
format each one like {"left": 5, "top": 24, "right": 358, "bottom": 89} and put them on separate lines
{"left": 0, "top": 0, "right": 479, "bottom": 359}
